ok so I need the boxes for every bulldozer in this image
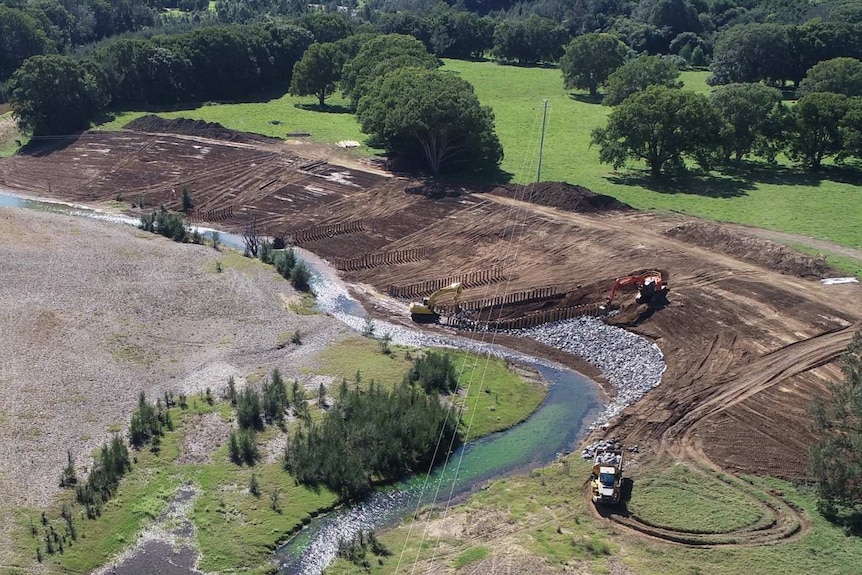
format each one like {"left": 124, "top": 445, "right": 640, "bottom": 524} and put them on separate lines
{"left": 409, "top": 282, "right": 463, "bottom": 323}
{"left": 601, "top": 270, "right": 668, "bottom": 311}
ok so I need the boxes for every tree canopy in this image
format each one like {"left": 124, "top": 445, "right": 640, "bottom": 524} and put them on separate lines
{"left": 289, "top": 42, "right": 345, "bottom": 106}
{"left": 356, "top": 67, "right": 502, "bottom": 176}
{"left": 0, "top": 5, "right": 54, "bottom": 82}
{"left": 710, "top": 83, "right": 786, "bottom": 163}
{"left": 10, "top": 54, "right": 108, "bottom": 136}
{"left": 603, "top": 55, "right": 682, "bottom": 106}
{"left": 341, "top": 34, "right": 440, "bottom": 107}
{"left": 591, "top": 85, "right": 724, "bottom": 175}
{"left": 709, "top": 23, "right": 792, "bottom": 86}
{"left": 810, "top": 330, "right": 862, "bottom": 531}
{"left": 788, "top": 91, "right": 851, "bottom": 169}
{"left": 491, "top": 15, "right": 568, "bottom": 65}
{"left": 560, "top": 33, "right": 627, "bottom": 97}
{"left": 285, "top": 379, "right": 459, "bottom": 501}
{"left": 798, "top": 57, "right": 862, "bottom": 97}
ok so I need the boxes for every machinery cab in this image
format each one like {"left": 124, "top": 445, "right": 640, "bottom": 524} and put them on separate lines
{"left": 592, "top": 466, "right": 621, "bottom": 504}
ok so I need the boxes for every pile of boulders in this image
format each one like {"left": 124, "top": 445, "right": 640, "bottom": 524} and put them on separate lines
{"left": 512, "top": 316, "right": 665, "bottom": 426}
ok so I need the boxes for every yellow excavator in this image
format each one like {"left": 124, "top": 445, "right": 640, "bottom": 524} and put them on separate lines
{"left": 409, "top": 282, "right": 463, "bottom": 323}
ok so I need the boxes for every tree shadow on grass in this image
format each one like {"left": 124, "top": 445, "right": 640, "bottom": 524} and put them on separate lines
{"left": 606, "top": 170, "right": 755, "bottom": 199}
{"left": 569, "top": 93, "right": 604, "bottom": 105}
{"left": 607, "top": 162, "right": 862, "bottom": 197}
{"left": 294, "top": 103, "right": 353, "bottom": 114}
{"left": 732, "top": 162, "right": 862, "bottom": 187}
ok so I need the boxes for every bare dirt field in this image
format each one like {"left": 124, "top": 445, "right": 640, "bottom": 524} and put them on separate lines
{"left": 0, "top": 207, "right": 351, "bottom": 567}
{"left": 2, "top": 121, "right": 862, "bottom": 556}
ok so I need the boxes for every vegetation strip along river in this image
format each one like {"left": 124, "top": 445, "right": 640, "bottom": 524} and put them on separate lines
{"left": 0, "top": 189, "right": 604, "bottom": 575}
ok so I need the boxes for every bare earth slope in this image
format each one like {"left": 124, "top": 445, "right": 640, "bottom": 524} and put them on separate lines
{"left": 2, "top": 124, "right": 862, "bottom": 560}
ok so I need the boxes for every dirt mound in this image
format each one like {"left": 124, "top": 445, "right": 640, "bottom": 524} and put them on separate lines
{"left": 405, "top": 182, "right": 466, "bottom": 199}
{"left": 124, "top": 114, "right": 279, "bottom": 144}
{"left": 488, "top": 181, "right": 633, "bottom": 213}
{"left": 665, "top": 221, "right": 842, "bottom": 278}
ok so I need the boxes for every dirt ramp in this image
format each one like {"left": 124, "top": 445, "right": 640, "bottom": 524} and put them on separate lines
{"left": 665, "top": 221, "right": 841, "bottom": 278}
{"left": 124, "top": 114, "right": 280, "bottom": 144}
{"left": 488, "top": 181, "right": 634, "bottom": 213}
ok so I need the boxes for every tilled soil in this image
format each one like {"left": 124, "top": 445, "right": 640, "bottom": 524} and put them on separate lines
{"left": 2, "top": 123, "right": 860, "bottom": 488}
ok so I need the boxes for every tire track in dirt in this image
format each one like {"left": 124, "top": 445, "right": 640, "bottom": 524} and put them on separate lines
{"left": 592, "top": 324, "right": 860, "bottom": 547}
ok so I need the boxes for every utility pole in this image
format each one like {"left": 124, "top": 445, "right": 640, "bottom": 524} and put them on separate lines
{"left": 536, "top": 98, "right": 549, "bottom": 183}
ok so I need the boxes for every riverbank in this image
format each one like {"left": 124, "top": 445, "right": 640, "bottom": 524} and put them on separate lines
{"left": 1, "top": 204, "right": 567, "bottom": 574}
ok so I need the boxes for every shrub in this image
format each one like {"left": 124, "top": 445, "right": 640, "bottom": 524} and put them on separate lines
{"left": 259, "top": 239, "right": 274, "bottom": 264}
{"left": 229, "top": 428, "right": 258, "bottom": 465}
{"left": 290, "top": 261, "right": 312, "bottom": 292}
{"left": 236, "top": 387, "right": 262, "bottom": 430}
{"left": 404, "top": 351, "right": 458, "bottom": 394}
{"left": 274, "top": 248, "right": 297, "bottom": 278}
{"left": 59, "top": 450, "right": 77, "bottom": 488}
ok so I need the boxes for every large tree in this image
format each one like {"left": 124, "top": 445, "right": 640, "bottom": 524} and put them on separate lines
{"left": 841, "top": 97, "right": 862, "bottom": 161}
{"left": 709, "top": 23, "right": 792, "bottom": 86}
{"left": 560, "top": 33, "right": 627, "bottom": 97}
{"left": 710, "top": 83, "right": 786, "bottom": 163}
{"left": 10, "top": 54, "right": 108, "bottom": 136}
{"left": 356, "top": 67, "right": 502, "bottom": 175}
{"left": 810, "top": 330, "right": 862, "bottom": 527}
{"left": 591, "top": 85, "right": 723, "bottom": 176}
{"left": 603, "top": 55, "right": 682, "bottom": 106}
{"left": 798, "top": 57, "right": 862, "bottom": 98}
{"left": 648, "top": 0, "right": 701, "bottom": 36}
{"left": 289, "top": 42, "right": 345, "bottom": 106}
{"left": 0, "top": 5, "right": 54, "bottom": 82}
{"left": 341, "top": 34, "right": 439, "bottom": 107}
{"left": 788, "top": 92, "right": 850, "bottom": 170}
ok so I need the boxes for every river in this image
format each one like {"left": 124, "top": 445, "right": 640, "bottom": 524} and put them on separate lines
{"left": 1, "top": 189, "right": 606, "bottom": 575}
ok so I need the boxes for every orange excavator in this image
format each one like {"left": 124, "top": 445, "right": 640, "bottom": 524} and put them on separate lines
{"left": 602, "top": 270, "right": 668, "bottom": 311}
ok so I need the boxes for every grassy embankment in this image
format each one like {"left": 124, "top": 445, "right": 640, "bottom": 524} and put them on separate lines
{"left": 326, "top": 459, "right": 862, "bottom": 575}
{"left": 13, "top": 327, "right": 544, "bottom": 573}
{"left": 311, "top": 337, "right": 547, "bottom": 439}
{"left": 91, "top": 61, "right": 862, "bottom": 265}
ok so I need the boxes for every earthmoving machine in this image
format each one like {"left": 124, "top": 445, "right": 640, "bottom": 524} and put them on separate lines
{"left": 409, "top": 282, "right": 463, "bottom": 323}
{"left": 602, "top": 270, "right": 668, "bottom": 311}
{"left": 590, "top": 446, "right": 624, "bottom": 505}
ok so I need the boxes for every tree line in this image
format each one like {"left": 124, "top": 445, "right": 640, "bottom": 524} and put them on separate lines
{"left": 810, "top": 330, "right": 862, "bottom": 533}
{"left": 592, "top": 81, "right": 862, "bottom": 175}
{"left": 558, "top": 35, "right": 862, "bottom": 174}
{"left": 8, "top": 23, "right": 313, "bottom": 135}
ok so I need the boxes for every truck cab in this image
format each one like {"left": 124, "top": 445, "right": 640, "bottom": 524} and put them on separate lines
{"left": 590, "top": 449, "right": 623, "bottom": 505}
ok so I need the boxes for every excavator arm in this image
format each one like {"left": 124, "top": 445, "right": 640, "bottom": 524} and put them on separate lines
{"left": 605, "top": 271, "right": 667, "bottom": 308}
{"left": 409, "top": 282, "right": 463, "bottom": 322}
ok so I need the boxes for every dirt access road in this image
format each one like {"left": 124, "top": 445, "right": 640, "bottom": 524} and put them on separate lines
{"left": 2, "top": 120, "right": 860, "bottom": 550}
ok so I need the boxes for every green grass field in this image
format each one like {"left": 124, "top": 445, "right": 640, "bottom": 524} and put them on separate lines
{"left": 12, "top": 397, "right": 337, "bottom": 575}
{"left": 309, "top": 337, "right": 547, "bottom": 439}
{"left": 346, "top": 457, "right": 862, "bottom": 575}
{"left": 95, "top": 92, "right": 371, "bottom": 153}
{"left": 627, "top": 464, "right": 769, "bottom": 534}
{"left": 441, "top": 60, "right": 862, "bottom": 250}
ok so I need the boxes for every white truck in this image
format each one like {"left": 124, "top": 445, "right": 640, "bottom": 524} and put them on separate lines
{"left": 590, "top": 447, "right": 624, "bottom": 505}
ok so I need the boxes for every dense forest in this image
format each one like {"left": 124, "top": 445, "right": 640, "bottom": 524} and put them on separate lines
{"left": 2, "top": 0, "right": 862, "bottom": 172}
